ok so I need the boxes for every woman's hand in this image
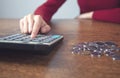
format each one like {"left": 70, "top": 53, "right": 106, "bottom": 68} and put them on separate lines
{"left": 19, "top": 14, "right": 51, "bottom": 38}
{"left": 77, "top": 11, "right": 93, "bottom": 19}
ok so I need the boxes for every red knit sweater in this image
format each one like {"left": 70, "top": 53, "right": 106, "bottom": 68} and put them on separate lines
{"left": 34, "top": 0, "right": 120, "bottom": 23}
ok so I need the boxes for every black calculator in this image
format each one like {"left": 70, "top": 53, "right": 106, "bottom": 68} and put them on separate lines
{"left": 0, "top": 34, "right": 63, "bottom": 54}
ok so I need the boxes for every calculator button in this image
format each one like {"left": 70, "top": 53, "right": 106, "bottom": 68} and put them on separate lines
{"left": 0, "top": 34, "right": 63, "bottom": 45}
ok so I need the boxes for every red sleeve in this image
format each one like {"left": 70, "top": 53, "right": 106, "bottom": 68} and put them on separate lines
{"left": 93, "top": 8, "right": 120, "bottom": 23}
{"left": 34, "top": 0, "right": 66, "bottom": 23}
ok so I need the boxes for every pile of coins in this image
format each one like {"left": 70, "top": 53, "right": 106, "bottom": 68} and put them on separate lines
{"left": 72, "top": 41, "right": 120, "bottom": 60}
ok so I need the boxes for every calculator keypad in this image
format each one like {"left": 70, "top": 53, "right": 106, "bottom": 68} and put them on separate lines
{"left": 0, "top": 34, "right": 63, "bottom": 45}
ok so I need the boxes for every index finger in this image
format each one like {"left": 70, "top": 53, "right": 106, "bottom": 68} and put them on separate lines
{"left": 31, "top": 15, "right": 42, "bottom": 38}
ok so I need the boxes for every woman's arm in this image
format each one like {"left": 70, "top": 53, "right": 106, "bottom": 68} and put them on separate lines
{"left": 93, "top": 8, "right": 120, "bottom": 23}
{"left": 34, "top": 0, "right": 66, "bottom": 23}
{"left": 78, "top": 8, "right": 120, "bottom": 23}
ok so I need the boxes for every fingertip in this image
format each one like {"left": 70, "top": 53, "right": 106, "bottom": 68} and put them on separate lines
{"left": 31, "top": 34, "right": 35, "bottom": 39}
{"left": 31, "top": 31, "right": 37, "bottom": 38}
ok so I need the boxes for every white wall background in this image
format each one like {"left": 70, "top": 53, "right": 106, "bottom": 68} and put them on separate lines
{"left": 0, "top": 0, "right": 80, "bottom": 19}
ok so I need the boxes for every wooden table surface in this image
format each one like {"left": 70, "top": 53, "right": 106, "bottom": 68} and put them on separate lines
{"left": 0, "top": 19, "right": 120, "bottom": 78}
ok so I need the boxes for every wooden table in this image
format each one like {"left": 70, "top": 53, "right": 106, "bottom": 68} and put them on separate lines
{"left": 0, "top": 19, "right": 120, "bottom": 78}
